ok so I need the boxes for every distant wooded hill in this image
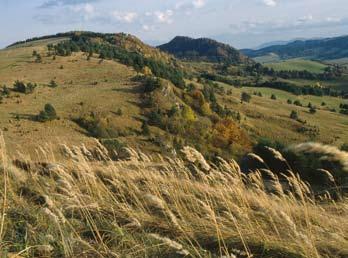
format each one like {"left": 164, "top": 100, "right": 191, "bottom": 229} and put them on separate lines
{"left": 241, "top": 35, "right": 348, "bottom": 60}
{"left": 158, "top": 36, "right": 249, "bottom": 64}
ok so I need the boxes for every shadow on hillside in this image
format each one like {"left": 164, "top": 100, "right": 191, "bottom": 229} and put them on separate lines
{"left": 132, "top": 115, "right": 146, "bottom": 123}
{"left": 10, "top": 112, "right": 37, "bottom": 121}
{"left": 72, "top": 127, "right": 91, "bottom": 137}
{"left": 112, "top": 85, "right": 143, "bottom": 94}
{"left": 127, "top": 100, "right": 142, "bottom": 107}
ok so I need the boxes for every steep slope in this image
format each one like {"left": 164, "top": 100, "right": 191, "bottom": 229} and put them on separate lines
{"left": 158, "top": 36, "right": 248, "bottom": 64}
{"left": 242, "top": 35, "right": 348, "bottom": 60}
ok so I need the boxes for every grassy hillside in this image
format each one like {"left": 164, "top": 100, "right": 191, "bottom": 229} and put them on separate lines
{"left": 0, "top": 33, "right": 348, "bottom": 258}
{"left": 0, "top": 38, "right": 147, "bottom": 158}
{"left": 0, "top": 36, "right": 348, "bottom": 160}
{"left": 265, "top": 59, "right": 328, "bottom": 74}
{"left": 215, "top": 84, "right": 348, "bottom": 146}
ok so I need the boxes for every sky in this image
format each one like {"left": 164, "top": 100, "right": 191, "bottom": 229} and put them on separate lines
{"left": 1, "top": 0, "right": 348, "bottom": 49}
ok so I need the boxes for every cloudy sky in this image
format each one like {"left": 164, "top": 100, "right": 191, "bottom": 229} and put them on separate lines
{"left": 1, "top": 0, "right": 348, "bottom": 49}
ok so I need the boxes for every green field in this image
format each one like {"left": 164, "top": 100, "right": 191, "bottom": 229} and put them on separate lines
{"left": 265, "top": 58, "right": 328, "bottom": 73}
{"left": 253, "top": 53, "right": 281, "bottom": 64}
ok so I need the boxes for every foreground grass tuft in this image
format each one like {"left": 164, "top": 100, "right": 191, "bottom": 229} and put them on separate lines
{"left": 0, "top": 133, "right": 347, "bottom": 257}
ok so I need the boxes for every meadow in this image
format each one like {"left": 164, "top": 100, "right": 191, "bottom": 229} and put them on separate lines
{"left": 265, "top": 59, "right": 328, "bottom": 74}
{"left": 215, "top": 83, "right": 348, "bottom": 147}
{"left": 0, "top": 39, "right": 148, "bottom": 158}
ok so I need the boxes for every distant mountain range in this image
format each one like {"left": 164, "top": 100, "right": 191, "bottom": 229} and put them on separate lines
{"left": 254, "top": 38, "right": 313, "bottom": 50}
{"left": 241, "top": 35, "right": 348, "bottom": 60}
{"left": 158, "top": 36, "right": 248, "bottom": 64}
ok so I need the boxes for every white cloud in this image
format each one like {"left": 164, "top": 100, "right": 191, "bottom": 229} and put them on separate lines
{"left": 192, "top": 0, "right": 206, "bottom": 9}
{"left": 153, "top": 10, "right": 174, "bottom": 24}
{"left": 142, "top": 24, "right": 150, "bottom": 31}
{"left": 142, "top": 24, "right": 155, "bottom": 31}
{"left": 263, "top": 0, "right": 277, "bottom": 7}
{"left": 112, "top": 11, "right": 138, "bottom": 23}
{"left": 70, "top": 3, "right": 96, "bottom": 20}
{"left": 71, "top": 3, "right": 95, "bottom": 14}
{"left": 40, "top": 0, "right": 99, "bottom": 8}
{"left": 326, "top": 17, "right": 341, "bottom": 23}
{"left": 297, "top": 14, "right": 313, "bottom": 23}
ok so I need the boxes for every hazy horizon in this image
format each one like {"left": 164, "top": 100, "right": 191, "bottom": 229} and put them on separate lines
{"left": 1, "top": 0, "right": 348, "bottom": 49}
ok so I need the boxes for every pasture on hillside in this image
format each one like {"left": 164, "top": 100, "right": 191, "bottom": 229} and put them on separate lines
{"left": 215, "top": 82, "right": 348, "bottom": 146}
{"left": 0, "top": 39, "right": 147, "bottom": 158}
{"left": 265, "top": 58, "right": 328, "bottom": 73}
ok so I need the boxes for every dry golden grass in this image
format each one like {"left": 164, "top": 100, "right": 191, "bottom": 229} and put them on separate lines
{"left": 0, "top": 39, "right": 149, "bottom": 158}
{"left": 1, "top": 38, "right": 347, "bottom": 160}
{"left": 216, "top": 85, "right": 348, "bottom": 147}
{"left": 0, "top": 132, "right": 347, "bottom": 257}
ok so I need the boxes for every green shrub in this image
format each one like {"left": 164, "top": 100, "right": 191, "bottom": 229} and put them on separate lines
{"left": 143, "top": 76, "right": 162, "bottom": 93}
{"left": 100, "top": 139, "right": 125, "bottom": 159}
{"left": 73, "top": 113, "right": 122, "bottom": 138}
{"left": 341, "top": 143, "right": 348, "bottom": 152}
{"left": 48, "top": 80, "right": 58, "bottom": 88}
{"left": 290, "top": 110, "right": 298, "bottom": 120}
{"left": 141, "top": 121, "right": 150, "bottom": 136}
{"left": 241, "top": 92, "right": 251, "bottom": 103}
{"left": 182, "top": 106, "right": 196, "bottom": 121}
{"left": 13, "top": 81, "right": 37, "bottom": 94}
{"left": 37, "top": 104, "right": 58, "bottom": 122}
{"left": 148, "top": 110, "right": 163, "bottom": 127}
{"left": 339, "top": 103, "right": 348, "bottom": 109}
{"left": 309, "top": 106, "right": 317, "bottom": 114}
{"left": 35, "top": 54, "right": 42, "bottom": 63}
{"left": 115, "top": 108, "right": 123, "bottom": 116}
{"left": 340, "top": 109, "right": 348, "bottom": 115}
{"left": 294, "top": 100, "right": 302, "bottom": 106}
{"left": 1, "top": 86, "right": 10, "bottom": 97}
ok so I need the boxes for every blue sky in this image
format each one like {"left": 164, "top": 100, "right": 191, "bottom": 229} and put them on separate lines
{"left": 1, "top": 0, "right": 348, "bottom": 49}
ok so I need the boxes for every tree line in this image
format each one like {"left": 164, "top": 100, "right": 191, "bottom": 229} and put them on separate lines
{"left": 201, "top": 72, "right": 345, "bottom": 97}
{"left": 245, "top": 63, "right": 343, "bottom": 81}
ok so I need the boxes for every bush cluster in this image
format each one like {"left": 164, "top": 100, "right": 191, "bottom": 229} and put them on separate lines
{"left": 37, "top": 104, "right": 58, "bottom": 122}
{"left": 13, "top": 81, "right": 37, "bottom": 94}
